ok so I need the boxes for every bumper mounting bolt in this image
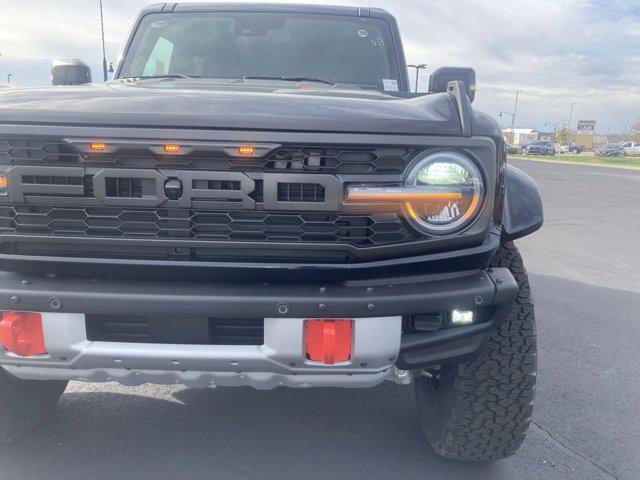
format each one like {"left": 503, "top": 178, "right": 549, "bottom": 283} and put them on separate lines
{"left": 49, "top": 297, "right": 63, "bottom": 310}
{"left": 277, "top": 303, "right": 289, "bottom": 315}
{"left": 474, "top": 295, "right": 484, "bottom": 305}
{"left": 318, "top": 303, "right": 326, "bottom": 310}
{"left": 367, "top": 303, "right": 375, "bottom": 311}
{"left": 10, "top": 295, "right": 19, "bottom": 304}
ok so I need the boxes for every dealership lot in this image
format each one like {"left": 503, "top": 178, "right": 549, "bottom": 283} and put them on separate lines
{"left": 0, "top": 159, "right": 637, "bottom": 480}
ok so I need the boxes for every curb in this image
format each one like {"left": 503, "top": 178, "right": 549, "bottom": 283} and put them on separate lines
{"left": 508, "top": 156, "right": 640, "bottom": 172}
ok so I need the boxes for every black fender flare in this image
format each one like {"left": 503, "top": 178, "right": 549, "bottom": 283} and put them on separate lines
{"left": 501, "top": 164, "right": 544, "bottom": 241}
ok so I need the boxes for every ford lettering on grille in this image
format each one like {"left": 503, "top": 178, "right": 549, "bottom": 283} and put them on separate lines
{"left": 5, "top": 166, "right": 343, "bottom": 212}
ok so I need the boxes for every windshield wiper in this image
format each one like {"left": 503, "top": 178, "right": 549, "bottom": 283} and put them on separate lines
{"left": 243, "top": 76, "right": 335, "bottom": 86}
{"left": 121, "top": 74, "right": 202, "bottom": 80}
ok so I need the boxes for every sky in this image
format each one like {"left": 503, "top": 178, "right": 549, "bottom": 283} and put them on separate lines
{"left": 0, "top": 0, "right": 639, "bottom": 133}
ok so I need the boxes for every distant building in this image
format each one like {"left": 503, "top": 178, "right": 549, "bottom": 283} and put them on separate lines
{"left": 537, "top": 131, "right": 556, "bottom": 143}
{"left": 502, "top": 128, "right": 539, "bottom": 146}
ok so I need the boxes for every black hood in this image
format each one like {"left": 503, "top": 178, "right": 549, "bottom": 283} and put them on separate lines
{"left": 0, "top": 80, "right": 462, "bottom": 135}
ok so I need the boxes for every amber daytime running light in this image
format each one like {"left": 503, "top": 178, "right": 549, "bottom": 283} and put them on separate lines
{"left": 347, "top": 151, "right": 484, "bottom": 235}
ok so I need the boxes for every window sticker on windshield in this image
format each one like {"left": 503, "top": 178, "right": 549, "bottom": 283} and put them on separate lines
{"left": 358, "top": 30, "right": 369, "bottom": 38}
{"left": 383, "top": 79, "right": 399, "bottom": 92}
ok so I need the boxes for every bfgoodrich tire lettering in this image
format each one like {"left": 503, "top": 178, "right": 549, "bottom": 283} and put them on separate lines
{"left": 0, "top": 367, "right": 67, "bottom": 444}
{"left": 415, "top": 242, "right": 536, "bottom": 461}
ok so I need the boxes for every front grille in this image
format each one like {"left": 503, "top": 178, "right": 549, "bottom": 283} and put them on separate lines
{"left": 0, "top": 205, "right": 416, "bottom": 246}
{"left": 0, "top": 136, "right": 427, "bottom": 264}
{"left": 86, "top": 315, "right": 264, "bottom": 345}
{"left": 0, "top": 137, "right": 416, "bottom": 174}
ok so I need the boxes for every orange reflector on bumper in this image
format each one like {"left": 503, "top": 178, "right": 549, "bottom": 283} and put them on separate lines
{"left": 305, "top": 319, "right": 353, "bottom": 365}
{"left": 0, "top": 311, "right": 46, "bottom": 357}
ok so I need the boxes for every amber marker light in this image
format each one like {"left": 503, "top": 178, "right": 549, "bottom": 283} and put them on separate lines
{"left": 0, "top": 173, "right": 7, "bottom": 196}
{"left": 89, "top": 142, "right": 108, "bottom": 152}
{"left": 237, "top": 145, "right": 256, "bottom": 156}
{"left": 163, "top": 144, "right": 182, "bottom": 154}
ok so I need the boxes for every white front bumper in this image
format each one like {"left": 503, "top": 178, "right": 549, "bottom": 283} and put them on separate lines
{"left": 0, "top": 313, "right": 403, "bottom": 390}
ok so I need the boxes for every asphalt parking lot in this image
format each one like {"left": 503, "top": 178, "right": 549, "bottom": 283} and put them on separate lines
{"left": 0, "top": 158, "right": 638, "bottom": 480}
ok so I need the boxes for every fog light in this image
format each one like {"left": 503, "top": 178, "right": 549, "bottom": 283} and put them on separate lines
{"left": 451, "top": 310, "right": 474, "bottom": 326}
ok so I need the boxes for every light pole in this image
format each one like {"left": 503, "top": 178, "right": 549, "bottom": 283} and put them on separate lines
{"left": 407, "top": 64, "right": 427, "bottom": 93}
{"left": 99, "top": 0, "right": 108, "bottom": 82}
{"left": 567, "top": 102, "right": 576, "bottom": 149}
{"left": 510, "top": 90, "right": 521, "bottom": 142}
{"left": 6, "top": 74, "right": 12, "bottom": 84}
{"left": 499, "top": 90, "right": 521, "bottom": 145}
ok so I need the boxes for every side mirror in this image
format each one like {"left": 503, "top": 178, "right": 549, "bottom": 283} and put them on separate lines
{"left": 429, "top": 67, "right": 477, "bottom": 103}
{"left": 51, "top": 58, "right": 92, "bottom": 86}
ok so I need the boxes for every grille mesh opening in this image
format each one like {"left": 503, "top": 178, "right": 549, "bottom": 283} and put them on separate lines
{"left": 277, "top": 183, "right": 325, "bottom": 203}
{"left": 86, "top": 315, "right": 264, "bottom": 345}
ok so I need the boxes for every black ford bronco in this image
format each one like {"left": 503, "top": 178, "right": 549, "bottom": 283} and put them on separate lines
{"left": 0, "top": 3, "right": 543, "bottom": 461}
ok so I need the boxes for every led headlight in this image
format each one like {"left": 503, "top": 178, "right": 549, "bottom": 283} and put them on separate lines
{"left": 403, "top": 152, "right": 484, "bottom": 234}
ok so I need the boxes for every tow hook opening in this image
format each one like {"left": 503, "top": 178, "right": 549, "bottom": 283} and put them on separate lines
{"left": 304, "top": 319, "right": 353, "bottom": 365}
{"left": 0, "top": 311, "right": 47, "bottom": 357}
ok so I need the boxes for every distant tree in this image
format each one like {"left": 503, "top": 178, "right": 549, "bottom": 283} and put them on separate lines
{"left": 556, "top": 126, "right": 569, "bottom": 146}
{"left": 620, "top": 117, "right": 637, "bottom": 141}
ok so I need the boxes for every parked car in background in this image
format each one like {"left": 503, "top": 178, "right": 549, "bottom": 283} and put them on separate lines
{"left": 564, "top": 144, "right": 585, "bottom": 154}
{"left": 596, "top": 143, "right": 626, "bottom": 157}
{"left": 621, "top": 141, "right": 640, "bottom": 156}
{"left": 525, "top": 140, "right": 555, "bottom": 155}
{"left": 506, "top": 143, "right": 519, "bottom": 154}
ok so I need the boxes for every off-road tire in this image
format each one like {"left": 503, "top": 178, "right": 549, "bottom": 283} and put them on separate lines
{"left": 415, "top": 242, "right": 536, "bottom": 461}
{"left": 0, "top": 367, "right": 67, "bottom": 444}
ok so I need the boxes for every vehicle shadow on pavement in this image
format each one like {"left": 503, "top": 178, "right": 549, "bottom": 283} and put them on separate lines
{"left": 0, "top": 384, "right": 500, "bottom": 480}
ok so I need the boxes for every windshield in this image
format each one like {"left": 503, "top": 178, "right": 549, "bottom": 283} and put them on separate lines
{"left": 119, "top": 12, "right": 400, "bottom": 90}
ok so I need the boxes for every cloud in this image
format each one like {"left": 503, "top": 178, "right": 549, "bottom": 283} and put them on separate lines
{"left": 0, "top": 0, "right": 638, "bottom": 132}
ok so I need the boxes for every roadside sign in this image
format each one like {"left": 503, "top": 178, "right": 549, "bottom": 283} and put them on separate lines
{"left": 577, "top": 120, "right": 596, "bottom": 132}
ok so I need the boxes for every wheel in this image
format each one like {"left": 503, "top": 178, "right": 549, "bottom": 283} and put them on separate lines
{"left": 571, "top": 148, "right": 578, "bottom": 154}
{"left": 0, "top": 367, "right": 67, "bottom": 444}
{"left": 415, "top": 242, "right": 536, "bottom": 461}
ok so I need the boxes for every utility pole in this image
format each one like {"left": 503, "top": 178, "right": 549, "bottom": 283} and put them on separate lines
{"left": 567, "top": 103, "right": 576, "bottom": 149}
{"left": 407, "top": 64, "right": 427, "bottom": 93}
{"left": 510, "top": 90, "right": 521, "bottom": 145}
{"left": 99, "top": 0, "right": 108, "bottom": 82}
